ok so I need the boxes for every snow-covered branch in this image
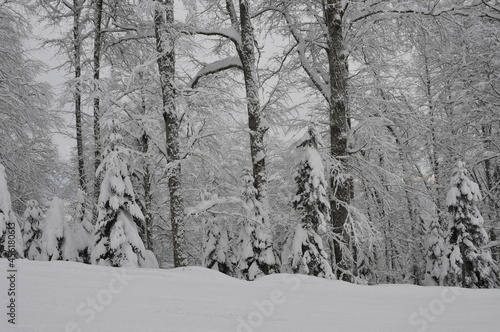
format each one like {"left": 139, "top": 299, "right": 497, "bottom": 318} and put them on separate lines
{"left": 184, "top": 194, "right": 241, "bottom": 217}
{"left": 189, "top": 56, "right": 243, "bottom": 88}
{"left": 282, "top": 7, "right": 330, "bottom": 101}
{"left": 188, "top": 27, "right": 241, "bottom": 45}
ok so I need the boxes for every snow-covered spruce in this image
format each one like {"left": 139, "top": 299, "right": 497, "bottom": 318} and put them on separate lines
{"left": 236, "top": 169, "right": 277, "bottom": 280}
{"left": 444, "top": 161, "right": 496, "bottom": 288}
{"left": 202, "top": 217, "right": 235, "bottom": 276}
{"left": 23, "top": 199, "right": 44, "bottom": 260}
{"left": 284, "top": 223, "right": 334, "bottom": 279}
{"left": 283, "top": 124, "right": 334, "bottom": 279}
{"left": 423, "top": 217, "right": 447, "bottom": 286}
{"left": 0, "top": 164, "right": 24, "bottom": 258}
{"left": 91, "top": 117, "right": 150, "bottom": 268}
{"left": 356, "top": 243, "right": 376, "bottom": 284}
{"left": 72, "top": 189, "right": 93, "bottom": 263}
{"left": 40, "top": 197, "right": 77, "bottom": 261}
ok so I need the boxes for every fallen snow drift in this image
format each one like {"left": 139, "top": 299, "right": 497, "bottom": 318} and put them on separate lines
{"left": 1, "top": 259, "right": 499, "bottom": 332}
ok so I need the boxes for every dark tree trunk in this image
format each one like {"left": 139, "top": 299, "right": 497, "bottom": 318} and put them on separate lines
{"left": 154, "top": 0, "right": 187, "bottom": 267}
{"left": 229, "top": 0, "right": 270, "bottom": 219}
{"left": 74, "top": 0, "right": 86, "bottom": 192}
{"left": 93, "top": 0, "right": 103, "bottom": 210}
{"left": 140, "top": 74, "right": 153, "bottom": 250}
{"left": 325, "top": 0, "right": 352, "bottom": 280}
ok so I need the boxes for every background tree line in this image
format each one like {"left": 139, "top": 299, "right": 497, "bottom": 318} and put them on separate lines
{"left": 1, "top": 0, "right": 499, "bottom": 288}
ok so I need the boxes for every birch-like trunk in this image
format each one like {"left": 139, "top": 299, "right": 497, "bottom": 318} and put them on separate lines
{"left": 154, "top": 0, "right": 187, "bottom": 267}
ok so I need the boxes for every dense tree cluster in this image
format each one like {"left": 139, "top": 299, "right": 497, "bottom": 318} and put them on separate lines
{"left": 0, "top": 0, "right": 499, "bottom": 288}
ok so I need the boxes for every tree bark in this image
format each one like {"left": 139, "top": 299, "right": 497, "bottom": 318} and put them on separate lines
{"left": 154, "top": 0, "right": 187, "bottom": 267}
{"left": 233, "top": 0, "right": 270, "bottom": 220}
{"left": 325, "top": 0, "right": 352, "bottom": 280}
{"left": 74, "top": 0, "right": 86, "bottom": 192}
{"left": 93, "top": 0, "right": 103, "bottom": 209}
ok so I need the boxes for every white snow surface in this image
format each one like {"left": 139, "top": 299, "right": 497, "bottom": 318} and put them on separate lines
{"left": 1, "top": 259, "right": 499, "bottom": 332}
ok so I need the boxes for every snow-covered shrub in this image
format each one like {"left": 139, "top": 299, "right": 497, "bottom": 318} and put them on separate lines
{"left": 23, "top": 199, "right": 44, "bottom": 260}
{"left": 72, "top": 189, "right": 93, "bottom": 263}
{"left": 0, "top": 164, "right": 24, "bottom": 258}
{"left": 40, "top": 197, "right": 77, "bottom": 261}
{"left": 203, "top": 217, "right": 235, "bottom": 275}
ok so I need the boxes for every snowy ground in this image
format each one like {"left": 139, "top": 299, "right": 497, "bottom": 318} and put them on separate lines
{"left": 1, "top": 259, "right": 499, "bottom": 332}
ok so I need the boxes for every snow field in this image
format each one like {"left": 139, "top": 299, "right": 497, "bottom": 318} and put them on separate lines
{"left": 1, "top": 259, "right": 499, "bottom": 332}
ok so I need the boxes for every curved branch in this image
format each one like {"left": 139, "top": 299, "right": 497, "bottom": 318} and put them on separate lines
{"left": 189, "top": 56, "right": 243, "bottom": 88}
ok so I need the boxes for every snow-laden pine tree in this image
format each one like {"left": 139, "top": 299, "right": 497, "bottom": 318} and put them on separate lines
{"left": 0, "top": 164, "right": 24, "bottom": 258}
{"left": 40, "top": 197, "right": 77, "bottom": 261}
{"left": 91, "top": 116, "right": 148, "bottom": 268}
{"left": 236, "top": 169, "right": 277, "bottom": 280}
{"left": 23, "top": 199, "right": 44, "bottom": 260}
{"left": 423, "top": 217, "right": 447, "bottom": 286}
{"left": 283, "top": 124, "right": 334, "bottom": 279}
{"left": 444, "top": 161, "right": 496, "bottom": 288}
{"left": 203, "top": 217, "right": 235, "bottom": 276}
{"left": 72, "top": 189, "right": 93, "bottom": 263}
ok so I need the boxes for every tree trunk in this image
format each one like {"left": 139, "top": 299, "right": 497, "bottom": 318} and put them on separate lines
{"left": 325, "top": 0, "right": 352, "bottom": 280}
{"left": 93, "top": 0, "right": 103, "bottom": 211}
{"left": 235, "top": 0, "right": 270, "bottom": 221}
{"left": 74, "top": 0, "right": 86, "bottom": 192}
{"left": 140, "top": 72, "right": 153, "bottom": 250}
{"left": 154, "top": 0, "right": 187, "bottom": 267}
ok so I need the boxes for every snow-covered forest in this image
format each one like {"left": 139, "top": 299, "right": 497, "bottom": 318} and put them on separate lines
{"left": 1, "top": 0, "right": 500, "bottom": 291}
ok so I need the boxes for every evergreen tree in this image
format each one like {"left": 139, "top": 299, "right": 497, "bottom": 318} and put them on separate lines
{"left": 284, "top": 124, "right": 334, "bottom": 279}
{"left": 423, "top": 217, "right": 447, "bottom": 286}
{"left": 203, "top": 217, "right": 235, "bottom": 276}
{"left": 40, "top": 197, "right": 77, "bottom": 261}
{"left": 0, "top": 164, "right": 24, "bottom": 258}
{"left": 72, "top": 189, "right": 93, "bottom": 263}
{"left": 23, "top": 199, "right": 44, "bottom": 260}
{"left": 357, "top": 243, "right": 376, "bottom": 284}
{"left": 91, "top": 116, "right": 148, "bottom": 267}
{"left": 236, "top": 169, "right": 277, "bottom": 280}
{"left": 444, "top": 161, "right": 496, "bottom": 288}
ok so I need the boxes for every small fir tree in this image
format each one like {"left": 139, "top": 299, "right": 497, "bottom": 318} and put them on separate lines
{"left": 423, "top": 217, "right": 448, "bottom": 286}
{"left": 23, "top": 199, "right": 44, "bottom": 260}
{"left": 444, "top": 161, "right": 496, "bottom": 288}
{"left": 40, "top": 196, "right": 77, "bottom": 261}
{"left": 91, "top": 117, "right": 148, "bottom": 267}
{"left": 203, "top": 217, "right": 235, "bottom": 275}
{"left": 357, "top": 244, "right": 376, "bottom": 284}
{"left": 284, "top": 124, "right": 334, "bottom": 279}
{"left": 236, "top": 169, "right": 277, "bottom": 280}
{"left": 0, "top": 164, "right": 24, "bottom": 258}
{"left": 72, "top": 189, "right": 93, "bottom": 263}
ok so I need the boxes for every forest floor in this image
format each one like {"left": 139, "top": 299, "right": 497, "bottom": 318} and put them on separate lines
{"left": 1, "top": 259, "right": 499, "bottom": 332}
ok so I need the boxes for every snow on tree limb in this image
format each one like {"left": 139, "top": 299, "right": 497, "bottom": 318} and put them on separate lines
{"left": 189, "top": 27, "right": 241, "bottom": 45}
{"left": 189, "top": 56, "right": 243, "bottom": 89}
{"left": 184, "top": 194, "right": 241, "bottom": 217}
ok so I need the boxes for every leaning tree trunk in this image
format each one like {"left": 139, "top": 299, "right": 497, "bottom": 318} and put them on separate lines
{"left": 74, "top": 0, "right": 86, "bottom": 192}
{"left": 154, "top": 0, "right": 187, "bottom": 267}
{"left": 325, "top": 0, "right": 352, "bottom": 280}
